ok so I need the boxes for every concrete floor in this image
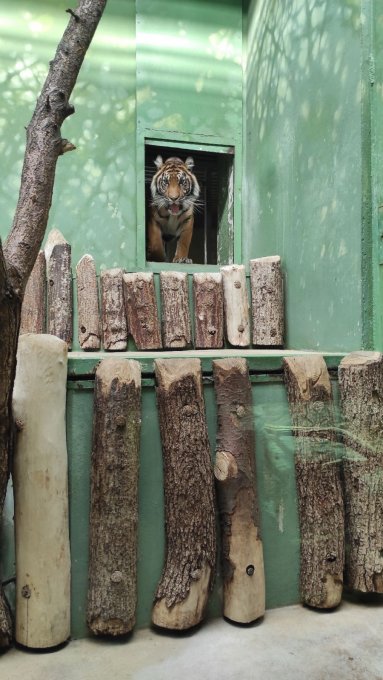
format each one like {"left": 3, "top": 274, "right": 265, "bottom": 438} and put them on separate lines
{"left": 2, "top": 599, "right": 383, "bottom": 680}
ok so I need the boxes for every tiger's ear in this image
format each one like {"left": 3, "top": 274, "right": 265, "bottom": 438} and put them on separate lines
{"left": 154, "top": 155, "right": 163, "bottom": 169}
{"left": 185, "top": 156, "right": 194, "bottom": 170}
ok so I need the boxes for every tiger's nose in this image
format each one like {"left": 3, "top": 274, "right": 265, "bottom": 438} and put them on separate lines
{"left": 168, "top": 193, "right": 179, "bottom": 201}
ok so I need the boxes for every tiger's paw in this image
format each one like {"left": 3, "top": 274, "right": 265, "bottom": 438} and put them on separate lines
{"left": 173, "top": 257, "right": 193, "bottom": 264}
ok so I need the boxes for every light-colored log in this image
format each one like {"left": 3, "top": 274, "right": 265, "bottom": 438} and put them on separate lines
{"left": 283, "top": 355, "right": 344, "bottom": 609}
{"left": 152, "top": 359, "right": 216, "bottom": 630}
{"left": 193, "top": 273, "right": 224, "bottom": 349}
{"left": 76, "top": 254, "right": 101, "bottom": 350}
{"left": 250, "top": 256, "right": 284, "bottom": 346}
{"left": 160, "top": 272, "right": 192, "bottom": 349}
{"left": 123, "top": 272, "right": 162, "bottom": 350}
{"left": 87, "top": 359, "right": 141, "bottom": 635}
{"left": 47, "top": 239, "right": 73, "bottom": 349}
{"left": 100, "top": 268, "right": 127, "bottom": 351}
{"left": 338, "top": 351, "right": 383, "bottom": 592}
{"left": 213, "top": 358, "right": 265, "bottom": 623}
{"left": 20, "top": 250, "right": 46, "bottom": 335}
{"left": 13, "top": 334, "right": 71, "bottom": 648}
{"left": 221, "top": 264, "right": 250, "bottom": 347}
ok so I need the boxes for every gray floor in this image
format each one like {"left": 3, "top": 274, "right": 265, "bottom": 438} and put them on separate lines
{"left": 2, "top": 600, "right": 383, "bottom": 680}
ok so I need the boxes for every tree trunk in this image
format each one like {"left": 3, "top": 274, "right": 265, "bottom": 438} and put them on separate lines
{"left": 338, "top": 351, "right": 383, "bottom": 592}
{"left": 221, "top": 264, "right": 250, "bottom": 347}
{"left": 160, "top": 272, "right": 192, "bottom": 349}
{"left": 0, "top": 0, "right": 107, "bottom": 647}
{"left": 87, "top": 359, "right": 141, "bottom": 636}
{"left": 123, "top": 272, "right": 162, "bottom": 350}
{"left": 193, "top": 273, "right": 224, "bottom": 349}
{"left": 13, "top": 335, "right": 70, "bottom": 648}
{"left": 101, "top": 268, "right": 127, "bottom": 351}
{"left": 19, "top": 250, "right": 46, "bottom": 335}
{"left": 283, "top": 355, "right": 344, "bottom": 609}
{"left": 250, "top": 256, "right": 284, "bottom": 347}
{"left": 76, "top": 254, "right": 101, "bottom": 350}
{"left": 47, "top": 242, "right": 73, "bottom": 348}
{"left": 213, "top": 358, "right": 265, "bottom": 624}
{"left": 153, "top": 359, "right": 216, "bottom": 630}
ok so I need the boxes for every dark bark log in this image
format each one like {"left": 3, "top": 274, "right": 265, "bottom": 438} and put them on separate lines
{"left": 160, "top": 272, "right": 192, "bottom": 349}
{"left": 123, "top": 272, "right": 162, "bottom": 350}
{"left": 338, "top": 351, "right": 383, "bottom": 592}
{"left": 153, "top": 359, "right": 216, "bottom": 630}
{"left": 76, "top": 254, "right": 101, "bottom": 350}
{"left": 250, "top": 256, "right": 284, "bottom": 347}
{"left": 19, "top": 250, "right": 46, "bottom": 335}
{"left": 87, "top": 359, "right": 141, "bottom": 636}
{"left": 193, "top": 273, "right": 224, "bottom": 349}
{"left": 47, "top": 243, "right": 73, "bottom": 348}
{"left": 283, "top": 355, "right": 344, "bottom": 609}
{"left": 213, "top": 358, "right": 265, "bottom": 623}
{"left": 101, "top": 268, "right": 127, "bottom": 351}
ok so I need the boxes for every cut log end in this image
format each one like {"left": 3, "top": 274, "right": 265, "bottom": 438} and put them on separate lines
{"left": 214, "top": 450, "right": 238, "bottom": 482}
{"left": 88, "top": 616, "right": 135, "bottom": 637}
{"left": 152, "top": 566, "right": 211, "bottom": 630}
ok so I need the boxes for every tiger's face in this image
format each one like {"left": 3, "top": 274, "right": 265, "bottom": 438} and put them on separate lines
{"left": 150, "top": 156, "right": 200, "bottom": 217}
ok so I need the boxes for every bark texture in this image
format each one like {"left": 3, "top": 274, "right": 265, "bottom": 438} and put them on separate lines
{"left": 193, "top": 273, "right": 224, "bottom": 349}
{"left": 123, "top": 272, "right": 162, "bottom": 350}
{"left": 221, "top": 264, "right": 250, "bottom": 347}
{"left": 0, "top": 0, "right": 107, "bottom": 647}
{"left": 283, "top": 355, "right": 344, "bottom": 609}
{"left": 338, "top": 352, "right": 383, "bottom": 592}
{"left": 250, "top": 256, "right": 284, "bottom": 347}
{"left": 19, "top": 250, "right": 46, "bottom": 335}
{"left": 101, "top": 268, "right": 127, "bottom": 350}
{"left": 213, "top": 358, "right": 265, "bottom": 623}
{"left": 160, "top": 272, "right": 192, "bottom": 349}
{"left": 153, "top": 359, "right": 216, "bottom": 630}
{"left": 76, "top": 254, "right": 101, "bottom": 350}
{"left": 87, "top": 359, "right": 141, "bottom": 636}
{"left": 47, "top": 243, "right": 73, "bottom": 348}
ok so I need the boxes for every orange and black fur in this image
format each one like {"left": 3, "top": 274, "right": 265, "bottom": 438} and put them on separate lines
{"left": 147, "top": 156, "right": 200, "bottom": 263}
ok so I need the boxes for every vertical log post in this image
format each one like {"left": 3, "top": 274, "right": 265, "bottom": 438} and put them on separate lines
{"left": 13, "top": 334, "right": 71, "bottom": 648}
{"left": 283, "top": 355, "right": 344, "bottom": 609}
{"left": 47, "top": 241, "right": 73, "bottom": 349}
{"left": 87, "top": 358, "right": 141, "bottom": 635}
{"left": 221, "top": 264, "right": 250, "bottom": 347}
{"left": 160, "top": 272, "right": 192, "bottom": 349}
{"left": 338, "top": 352, "right": 383, "bottom": 592}
{"left": 101, "top": 268, "right": 127, "bottom": 351}
{"left": 153, "top": 359, "right": 216, "bottom": 630}
{"left": 123, "top": 272, "right": 162, "bottom": 350}
{"left": 250, "top": 256, "right": 284, "bottom": 347}
{"left": 213, "top": 358, "right": 265, "bottom": 624}
{"left": 19, "top": 250, "right": 46, "bottom": 334}
{"left": 76, "top": 254, "right": 101, "bottom": 350}
{"left": 193, "top": 273, "right": 224, "bottom": 349}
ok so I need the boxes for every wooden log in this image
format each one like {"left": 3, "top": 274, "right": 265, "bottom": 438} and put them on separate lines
{"left": 283, "top": 355, "right": 344, "bottom": 609}
{"left": 338, "top": 351, "right": 383, "bottom": 592}
{"left": 47, "top": 242, "right": 73, "bottom": 349}
{"left": 160, "top": 272, "right": 192, "bottom": 349}
{"left": 19, "top": 250, "right": 46, "bottom": 334}
{"left": 12, "top": 334, "right": 71, "bottom": 648}
{"left": 193, "top": 273, "right": 224, "bottom": 349}
{"left": 101, "top": 268, "right": 127, "bottom": 351}
{"left": 213, "top": 358, "right": 265, "bottom": 623}
{"left": 250, "top": 255, "right": 284, "bottom": 347}
{"left": 221, "top": 264, "right": 250, "bottom": 347}
{"left": 87, "top": 358, "right": 141, "bottom": 635}
{"left": 153, "top": 359, "right": 216, "bottom": 629}
{"left": 123, "top": 272, "right": 162, "bottom": 350}
{"left": 76, "top": 254, "right": 101, "bottom": 350}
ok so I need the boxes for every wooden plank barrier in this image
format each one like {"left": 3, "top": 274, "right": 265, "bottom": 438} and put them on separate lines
{"left": 193, "top": 273, "right": 224, "bottom": 349}
{"left": 87, "top": 358, "right": 141, "bottom": 635}
{"left": 250, "top": 256, "right": 284, "bottom": 347}
{"left": 338, "top": 352, "right": 383, "bottom": 592}
{"left": 123, "top": 272, "right": 162, "bottom": 350}
{"left": 152, "top": 359, "right": 216, "bottom": 630}
{"left": 160, "top": 271, "right": 192, "bottom": 350}
{"left": 76, "top": 254, "right": 101, "bottom": 350}
{"left": 100, "top": 268, "right": 127, "bottom": 351}
{"left": 283, "top": 355, "right": 344, "bottom": 609}
{"left": 13, "top": 334, "right": 71, "bottom": 648}
{"left": 221, "top": 264, "right": 250, "bottom": 347}
{"left": 213, "top": 358, "right": 265, "bottom": 623}
{"left": 19, "top": 250, "right": 46, "bottom": 335}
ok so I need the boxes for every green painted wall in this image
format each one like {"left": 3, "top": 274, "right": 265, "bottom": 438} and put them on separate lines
{"left": 244, "top": 0, "right": 364, "bottom": 351}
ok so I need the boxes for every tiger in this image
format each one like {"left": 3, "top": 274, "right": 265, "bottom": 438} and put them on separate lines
{"left": 146, "top": 155, "right": 200, "bottom": 263}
